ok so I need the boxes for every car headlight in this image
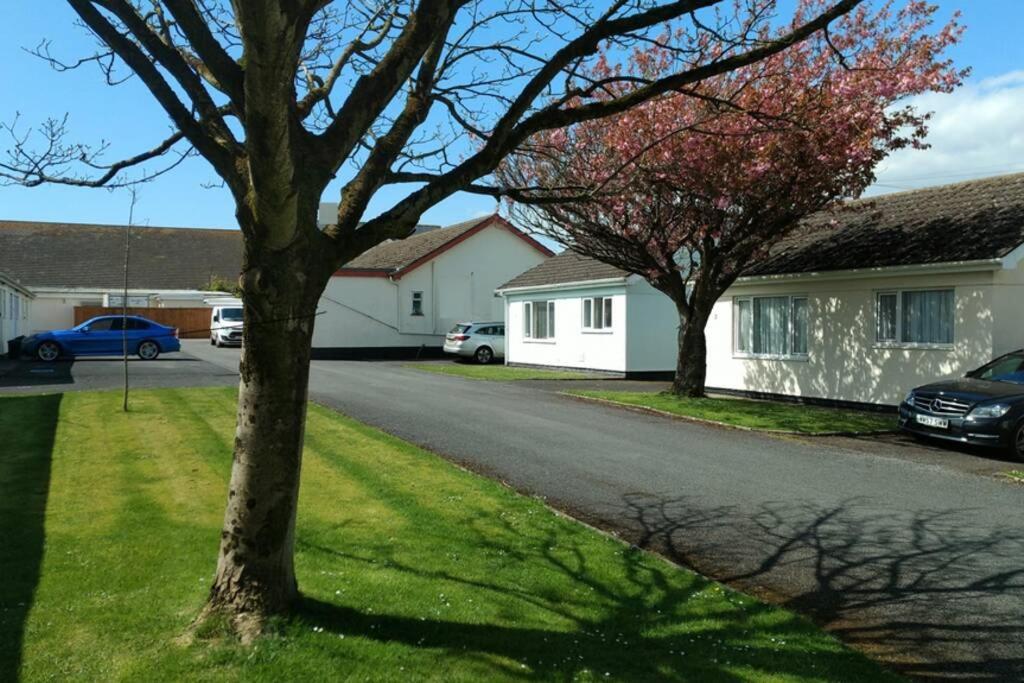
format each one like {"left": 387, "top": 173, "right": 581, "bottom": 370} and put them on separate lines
{"left": 903, "top": 390, "right": 915, "bottom": 405}
{"left": 968, "top": 403, "right": 1011, "bottom": 419}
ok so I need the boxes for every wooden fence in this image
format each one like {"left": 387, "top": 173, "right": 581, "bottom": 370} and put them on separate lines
{"left": 73, "top": 307, "right": 212, "bottom": 339}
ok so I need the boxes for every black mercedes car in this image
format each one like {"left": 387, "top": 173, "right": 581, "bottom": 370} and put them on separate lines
{"left": 899, "top": 350, "right": 1024, "bottom": 461}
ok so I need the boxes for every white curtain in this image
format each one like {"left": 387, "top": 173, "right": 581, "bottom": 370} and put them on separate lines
{"left": 876, "top": 293, "right": 897, "bottom": 342}
{"left": 902, "top": 290, "right": 953, "bottom": 344}
{"left": 534, "top": 301, "right": 547, "bottom": 338}
{"left": 735, "top": 299, "right": 752, "bottom": 353}
{"left": 792, "top": 298, "right": 808, "bottom": 355}
{"left": 753, "top": 297, "right": 789, "bottom": 355}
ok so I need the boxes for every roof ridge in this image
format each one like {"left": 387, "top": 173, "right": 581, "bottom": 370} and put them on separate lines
{"left": 0, "top": 219, "right": 235, "bottom": 233}
{"left": 845, "top": 171, "right": 1024, "bottom": 207}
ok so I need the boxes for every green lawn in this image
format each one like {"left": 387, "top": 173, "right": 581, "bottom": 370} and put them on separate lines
{"left": 568, "top": 391, "right": 895, "bottom": 434}
{"left": 407, "top": 362, "right": 594, "bottom": 380}
{"left": 1005, "top": 470, "right": 1024, "bottom": 483}
{"left": 0, "top": 388, "right": 897, "bottom": 682}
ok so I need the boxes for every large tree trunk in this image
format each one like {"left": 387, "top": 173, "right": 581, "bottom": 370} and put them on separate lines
{"left": 203, "top": 215, "right": 330, "bottom": 641}
{"left": 671, "top": 301, "right": 711, "bottom": 397}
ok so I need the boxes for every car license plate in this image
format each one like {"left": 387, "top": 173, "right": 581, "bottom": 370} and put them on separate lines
{"left": 916, "top": 414, "right": 949, "bottom": 429}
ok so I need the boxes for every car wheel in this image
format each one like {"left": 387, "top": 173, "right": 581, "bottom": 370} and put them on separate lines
{"left": 1011, "top": 421, "right": 1024, "bottom": 462}
{"left": 475, "top": 346, "right": 493, "bottom": 364}
{"left": 137, "top": 340, "right": 160, "bottom": 361}
{"left": 37, "top": 341, "right": 61, "bottom": 362}
{"left": 215, "top": 337, "right": 222, "bottom": 348}
{"left": 210, "top": 336, "right": 215, "bottom": 346}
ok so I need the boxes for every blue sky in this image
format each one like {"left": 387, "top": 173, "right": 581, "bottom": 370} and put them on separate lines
{"left": 0, "top": 1, "right": 1022, "bottom": 230}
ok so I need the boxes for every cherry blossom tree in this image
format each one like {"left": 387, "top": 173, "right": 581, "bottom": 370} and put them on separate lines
{"left": 497, "top": 0, "right": 965, "bottom": 396}
{"left": 2, "top": 0, "right": 880, "bottom": 637}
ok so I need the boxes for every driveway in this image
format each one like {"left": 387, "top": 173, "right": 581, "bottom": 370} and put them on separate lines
{"left": 5, "top": 341, "right": 1023, "bottom": 680}
{"left": 0, "top": 351, "right": 237, "bottom": 392}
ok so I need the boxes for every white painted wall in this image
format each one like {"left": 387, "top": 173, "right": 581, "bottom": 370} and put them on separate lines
{"left": 313, "top": 222, "right": 548, "bottom": 349}
{"left": 505, "top": 283, "right": 628, "bottom": 372}
{"left": 28, "top": 291, "right": 104, "bottom": 333}
{"left": 704, "top": 269, "right": 999, "bottom": 405}
{"left": 503, "top": 265, "right": 1004, "bottom": 405}
{"left": 313, "top": 275, "right": 440, "bottom": 348}
{"left": 624, "top": 278, "right": 678, "bottom": 372}
{"left": 991, "top": 258, "right": 1024, "bottom": 356}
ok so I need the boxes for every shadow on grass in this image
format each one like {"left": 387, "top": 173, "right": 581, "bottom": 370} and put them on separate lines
{"left": 608, "top": 494, "right": 1024, "bottom": 681}
{"left": 0, "top": 393, "right": 62, "bottom": 682}
{"left": 296, "top": 518, "right": 890, "bottom": 682}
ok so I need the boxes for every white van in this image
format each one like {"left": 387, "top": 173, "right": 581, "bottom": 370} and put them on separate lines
{"left": 210, "top": 305, "right": 244, "bottom": 347}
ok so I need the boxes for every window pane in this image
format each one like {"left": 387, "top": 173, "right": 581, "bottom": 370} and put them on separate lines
{"left": 735, "top": 299, "right": 752, "bottom": 353}
{"left": 876, "top": 293, "right": 897, "bottom": 342}
{"left": 901, "top": 290, "right": 953, "bottom": 344}
{"left": 548, "top": 301, "right": 556, "bottom": 337}
{"left": 523, "top": 302, "right": 531, "bottom": 337}
{"left": 792, "top": 298, "right": 808, "bottom": 355}
{"left": 535, "top": 301, "right": 547, "bottom": 338}
{"left": 583, "top": 299, "right": 592, "bottom": 328}
{"left": 753, "top": 297, "right": 789, "bottom": 355}
{"left": 593, "top": 297, "right": 603, "bottom": 329}
{"left": 604, "top": 298, "right": 613, "bottom": 328}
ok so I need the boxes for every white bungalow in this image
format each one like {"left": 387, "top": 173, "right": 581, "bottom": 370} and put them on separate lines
{"left": 497, "top": 173, "right": 1024, "bottom": 407}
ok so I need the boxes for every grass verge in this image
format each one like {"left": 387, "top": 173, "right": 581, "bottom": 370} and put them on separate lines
{"left": 407, "top": 362, "right": 595, "bottom": 380}
{"left": 1003, "top": 470, "right": 1024, "bottom": 484}
{"left": 0, "top": 387, "right": 896, "bottom": 681}
{"left": 567, "top": 391, "right": 895, "bottom": 434}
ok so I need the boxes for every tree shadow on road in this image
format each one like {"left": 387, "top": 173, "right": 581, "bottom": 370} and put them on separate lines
{"left": 607, "top": 493, "right": 1024, "bottom": 681}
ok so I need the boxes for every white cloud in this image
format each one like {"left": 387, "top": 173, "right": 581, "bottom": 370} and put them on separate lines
{"left": 867, "top": 71, "right": 1024, "bottom": 196}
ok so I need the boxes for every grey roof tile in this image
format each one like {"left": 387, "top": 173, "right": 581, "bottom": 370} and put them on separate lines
{"left": 343, "top": 216, "right": 493, "bottom": 271}
{"left": 500, "top": 173, "right": 1024, "bottom": 289}
{"left": 747, "top": 172, "right": 1024, "bottom": 276}
{"left": 498, "top": 250, "right": 627, "bottom": 290}
{"left": 0, "top": 220, "right": 242, "bottom": 290}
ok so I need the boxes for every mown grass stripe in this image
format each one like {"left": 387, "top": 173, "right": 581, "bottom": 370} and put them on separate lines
{"left": 2, "top": 388, "right": 897, "bottom": 682}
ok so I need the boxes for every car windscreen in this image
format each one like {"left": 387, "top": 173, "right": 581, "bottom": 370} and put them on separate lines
{"left": 220, "top": 308, "right": 243, "bottom": 321}
{"left": 974, "top": 354, "right": 1024, "bottom": 383}
{"left": 449, "top": 324, "right": 471, "bottom": 334}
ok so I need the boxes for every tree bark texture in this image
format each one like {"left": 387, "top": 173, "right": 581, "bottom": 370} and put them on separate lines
{"left": 204, "top": 213, "right": 331, "bottom": 639}
{"left": 672, "top": 302, "right": 710, "bottom": 398}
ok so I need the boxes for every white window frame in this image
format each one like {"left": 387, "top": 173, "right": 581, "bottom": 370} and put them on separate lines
{"left": 411, "top": 290, "right": 424, "bottom": 316}
{"left": 733, "top": 294, "right": 809, "bottom": 360}
{"left": 874, "top": 287, "right": 955, "bottom": 349}
{"left": 582, "top": 296, "right": 613, "bottom": 333}
{"left": 523, "top": 300, "right": 556, "bottom": 341}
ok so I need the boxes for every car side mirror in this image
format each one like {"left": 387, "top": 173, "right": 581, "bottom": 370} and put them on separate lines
{"left": 213, "top": 315, "right": 219, "bottom": 322}
{"left": 81, "top": 326, "right": 90, "bottom": 333}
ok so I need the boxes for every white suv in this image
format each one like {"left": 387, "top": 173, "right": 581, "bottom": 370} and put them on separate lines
{"left": 443, "top": 322, "right": 505, "bottom": 364}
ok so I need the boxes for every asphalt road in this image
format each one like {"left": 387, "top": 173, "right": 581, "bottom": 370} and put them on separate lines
{"left": 4, "top": 341, "right": 1022, "bottom": 680}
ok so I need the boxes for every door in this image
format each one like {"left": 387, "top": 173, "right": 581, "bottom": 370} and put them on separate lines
{"left": 77, "top": 317, "right": 119, "bottom": 354}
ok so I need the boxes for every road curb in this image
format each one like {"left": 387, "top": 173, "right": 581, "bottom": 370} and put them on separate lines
{"left": 559, "top": 392, "right": 898, "bottom": 438}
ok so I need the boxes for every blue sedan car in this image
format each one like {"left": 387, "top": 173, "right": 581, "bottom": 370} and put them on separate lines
{"left": 23, "top": 315, "right": 181, "bottom": 361}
